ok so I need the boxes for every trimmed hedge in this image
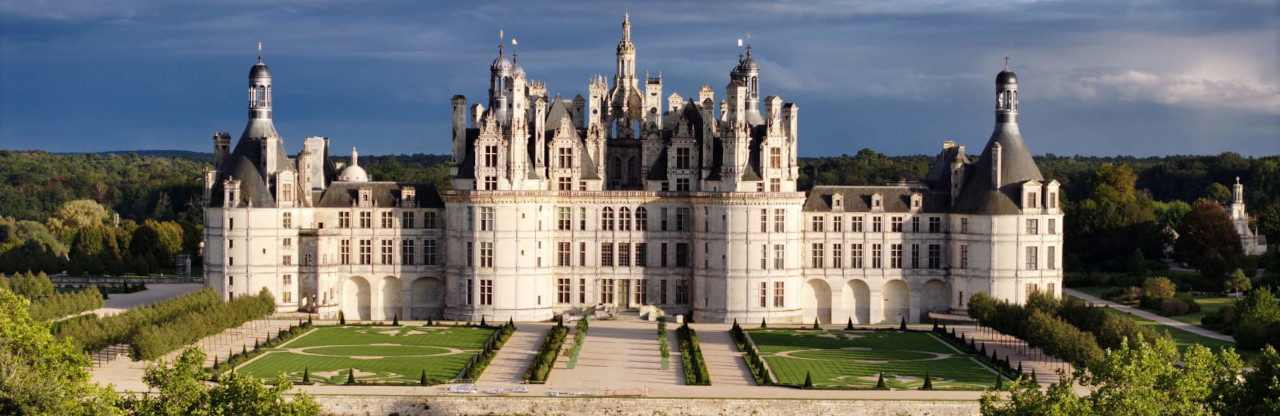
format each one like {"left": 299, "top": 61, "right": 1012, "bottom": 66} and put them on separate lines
{"left": 730, "top": 320, "right": 773, "bottom": 385}
{"left": 460, "top": 320, "right": 515, "bottom": 381}
{"left": 524, "top": 322, "right": 568, "bottom": 382}
{"left": 566, "top": 311, "right": 591, "bottom": 369}
{"left": 53, "top": 287, "right": 223, "bottom": 353}
{"left": 676, "top": 323, "right": 710, "bottom": 385}
{"left": 130, "top": 289, "right": 275, "bottom": 360}
{"left": 29, "top": 286, "right": 103, "bottom": 321}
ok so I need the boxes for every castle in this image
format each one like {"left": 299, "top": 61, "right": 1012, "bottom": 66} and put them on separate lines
{"left": 203, "top": 16, "right": 1063, "bottom": 324}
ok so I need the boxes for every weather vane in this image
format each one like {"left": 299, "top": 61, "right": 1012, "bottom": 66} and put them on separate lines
{"left": 1004, "top": 55, "right": 1010, "bottom": 70}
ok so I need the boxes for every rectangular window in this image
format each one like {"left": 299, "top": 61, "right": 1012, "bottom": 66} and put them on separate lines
{"left": 558, "top": 177, "right": 572, "bottom": 191}
{"left": 960, "top": 217, "right": 969, "bottom": 233}
{"left": 601, "top": 208, "right": 614, "bottom": 230}
{"left": 891, "top": 216, "right": 903, "bottom": 232}
{"left": 675, "top": 243, "right": 690, "bottom": 267}
{"left": 851, "top": 243, "right": 864, "bottom": 268}
{"left": 833, "top": 216, "right": 843, "bottom": 232}
{"left": 759, "top": 282, "right": 768, "bottom": 308}
{"left": 676, "top": 208, "right": 691, "bottom": 231}
{"left": 283, "top": 237, "right": 292, "bottom": 247}
{"left": 1048, "top": 218, "right": 1057, "bottom": 234}
{"left": 557, "top": 278, "right": 571, "bottom": 304}
{"left": 851, "top": 216, "right": 864, "bottom": 232}
{"left": 636, "top": 243, "right": 648, "bottom": 267}
{"left": 424, "top": 211, "right": 437, "bottom": 228}
{"left": 891, "top": 243, "right": 903, "bottom": 268}
{"left": 636, "top": 208, "right": 648, "bottom": 231}
{"left": 484, "top": 145, "right": 498, "bottom": 167}
{"left": 359, "top": 239, "right": 372, "bottom": 265}
{"left": 283, "top": 274, "right": 291, "bottom": 285}
{"left": 360, "top": 211, "right": 372, "bottom": 228}
{"left": 480, "top": 207, "right": 494, "bottom": 231}
{"left": 283, "top": 255, "right": 292, "bottom": 266}
{"left": 1026, "top": 219, "right": 1039, "bottom": 234}
{"left": 773, "top": 282, "right": 785, "bottom": 307}
{"left": 911, "top": 244, "right": 920, "bottom": 269}
{"left": 773, "top": 244, "right": 785, "bottom": 269}
{"left": 960, "top": 244, "right": 969, "bottom": 269}
{"left": 676, "top": 147, "right": 691, "bottom": 169}
{"left": 424, "top": 240, "right": 438, "bottom": 265}
{"left": 1048, "top": 246, "right": 1057, "bottom": 270}
{"left": 676, "top": 178, "right": 690, "bottom": 191}
{"left": 601, "top": 279, "right": 615, "bottom": 304}
{"left": 339, "top": 212, "right": 351, "bottom": 228}
{"left": 660, "top": 208, "right": 669, "bottom": 231}
{"left": 774, "top": 209, "right": 785, "bottom": 232}
{"left": 282, "top": 212, "right": 292, "bottom": 228}
{"left": 466, "top": 242, "right": 474, "bottom": 267}
{"left": 580, "top": 242, "right": 587, "bottom": 267}
{"left": 402, "top": 212, "right": 415, "bottom": 228}
{"left": 675, "top": 280, "right": 690, "bottom": 304}
{"left": 466, "top": 279, "right": 474, "bottom": 305}
{"left": 1028, "top": 192, "right": 1039, "bottom": 208}
{"left": 580, "top": 279, "right": 587, "bottom": 304}
{"left": 770, "top": 147, "right": 782, "bottom": 169}
{"left": 476, "top": 241, "right": 492, "bottom": 267}
{"left": 760, "top": 209, "right": 768, "bottom": 232}
{"left": 601, "top": 243, "right": 614, "bottom": 267}
{"left": 381, "top": 211, "right": 394, "bottom": 228}
{"left": 635, "top": 280, "right": 647, "bottom": 305}
{"left": 928, "top": 217, "right": 941, "bottom": 233}
{"left": 618, "top": 243, "right": 631, "bottom": 267}
{"left": 484, "top": 176, "right": 497, "bottom": 190}
{"left": 872, "top": 244, "right": 883, "bottom": 268}
{"left": 873, "top": 216, "right": 883, "bottom": 232}
{"left": 557, "top": 242, "right": 571, "bottom": 266}
{"left": 660, "top": 279, "right": 668, "bottom": 304}
{"left": 557, "top": 207, "right": 571, "bottom": 230}
{"left": 660, "top": 243, "right": 669, "bottom": 267}
{"left": 1026, "top": 246, "right": 1038, "bottom": 270}
{"left": 558, "top": 147, "right": 574, "bottom": 169}
{"left": 341, "top": 239, "right": 351, "bottom": 264}
{"left": 928, "top": 244, "right": 941, "bottom": 269}
{"left": 480, "top": 279, "right": 493, "bottom": 305}
{"left": 283, "top": 291, "right": 291, "bottom": 303}
{"left": 832, "top": 243, "right": 843, "bottom": 268}
{"left": 911, "top": 217, "right": 920, "bottom": 233}
{"left": 1050, "top": 193, "right": 1058, "bottom": 208}
{"left": 811, "top": 243, "right": 824, "bottom": 268}
{"left": 381, "top": 240, "right": 394, "bottom": 265}
{"left": 402, "top": 240, "right": 416, "bottom": 265}
{"left": 580, "top": 207, "right": 587, "bottom": 231}
{"left": 811, "top": 215, "right": 824, "bottom": 232}
{"left": 770, "top": 178, "right": 781, "bottom": 192}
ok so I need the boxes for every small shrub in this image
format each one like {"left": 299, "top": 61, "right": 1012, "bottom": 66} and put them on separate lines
{"left": 921, "top": 371, "right": 933, "bottom": 390}
{"left": 875, "top": 372, "right": 887, "bottom": 389}
{"left": 1159, "top": 299, "right": 1190, "bottom": 316}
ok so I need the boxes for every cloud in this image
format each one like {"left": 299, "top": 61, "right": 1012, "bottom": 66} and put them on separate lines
{"left": 1060, "top": 69, "right": 1280, "bottom": 113}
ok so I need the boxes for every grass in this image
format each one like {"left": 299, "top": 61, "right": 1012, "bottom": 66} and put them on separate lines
{"left": 235, "top": 325, "right": 495, "bottom": 384}
{"left": 1164, "top": 296, "right": 1234, "bottom": 327}
{"left": 1070, "top": 286, "right": 1111, "bottom": 298}
{"left": 1101, "top": 308, "right": 1257, "bottom": 361}
{"left": 747, "top": 329, "right": 999, "bottom": 390}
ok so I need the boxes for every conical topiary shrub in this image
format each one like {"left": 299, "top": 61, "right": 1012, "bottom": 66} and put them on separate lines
{"left": 813, "top": 318, "right": 820, "bottom": 330}
{"left": 302, "top": 366, "right": 310, "bottom": 384}
{"left": 1030, "top": 369, "right": 1038, "bottom": 384}
{"left": 803, "top": 371, "right": 814, "bottom": 389}
{"left": 994, "top": 373, "right": 1004, "bottom": 389}
{"left": 339, "top": 310, "right": 346, "bottom": 325}
{"left": 420, "top": 369, "right": 427, "bottom": 385}
{"left": 346, "top": 368, "right": 356, "bottom": 385}
{"left": 980, "top": 343, "right": 987, "bottom": 356}
{"left": 761, "top": 318, "right": 767, "bottom": 328}
{"left": 876, "top": 372, "right": 887, "bottom": 389}
{"left": 1017, "top": 361, "right": 1023, "bottom": 376}
{"left": 426, "top": 316, "right": 433, "bottom": 326}
{"left": 480, "top": 316, "right": 487, "bottom": 327}
{"left": 846, "top": 317, "right": 854, "bottom": 330}
{"left": 899, "top": 316, "right": 907, "bottom": 330}
{"left": 393, "top": 313, "right": 399, "bottom": 326}
{"left": 508, "top": 317, "right": 516, "bottom": 330}
{"left": 932, "top": 319, "right": 938, "bottom": 332}
{"left": 922, "top": 371, "right": 933, "bottom": 390}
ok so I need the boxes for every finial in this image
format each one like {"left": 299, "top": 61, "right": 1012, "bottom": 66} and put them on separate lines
{"left": 351, "top": 147, "right": 359, "bottom": 166}
{"left": 1236, "top": 176, "right": 1241, "bottom": 185}
{"left": 1004, "top": 55, "right": 1010, "bottom": 70}
{"left": 625, "top": 12, "right": 629, "bottom": 23}
{"left": 257, "top": 42, "right": 263, "bottom": 62}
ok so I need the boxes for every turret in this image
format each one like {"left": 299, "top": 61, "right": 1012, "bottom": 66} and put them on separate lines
{"left": 248, "top": 47, "right": 272, "bottom": 120}
{"left": 489, "top": 44, "right": 512, "bottom": 123}
{"left": 212, "top": 132, "right": 231, "bottom": 169}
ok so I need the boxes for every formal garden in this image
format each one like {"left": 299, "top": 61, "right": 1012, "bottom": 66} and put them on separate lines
{"left": 234, "top": 325, "right": 503, "bottom": 385}
{"left": 742, "top": 328, "right": 1001, "bottom": 390}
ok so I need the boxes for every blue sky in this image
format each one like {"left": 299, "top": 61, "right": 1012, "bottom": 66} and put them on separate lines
{"left": 1, "top": 0, "right": 1277, "bottom": 157}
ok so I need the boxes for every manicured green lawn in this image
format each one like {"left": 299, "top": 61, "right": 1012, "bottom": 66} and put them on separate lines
{"left": 747, "top": 330, "right": 1000, "bottom": 390}
{"left": 1102, "top": 309, "right": 1257, "bottom": 361}
{"left": 1163, "top": 296, "right": 1234, "bottom": 327}
{"left": 1070, "top": 286, "right": 1111, "bottom": 298}
{"left": 235, "top": 325, "right": 494, "bottom": 384}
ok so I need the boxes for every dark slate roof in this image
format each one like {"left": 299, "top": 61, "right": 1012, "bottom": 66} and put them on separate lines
{"left": 578, "top": 137, "right": 601, "bottom": 180}
{"left": 454, "top": 129, "right": 479, "bottom": 179}
{"left": 922, "top": 145, "right": 968, "bottom": 192}
{"left": 646, "top": 147, "right": 669, "bottom": 181}
{"left": 250, "top": 61, "right": 271, "bottom": 78}
{"left": 803, "top": 185, "right": 945, "bottom": 213}
{"left": 952, "top": 121, "right": 1044, "bottom": 215}
{"left": 210, "top": 117, "right": 293, "bottom": 207}
{"left": 316, "top": 182, "right": 444, "bottom": 208}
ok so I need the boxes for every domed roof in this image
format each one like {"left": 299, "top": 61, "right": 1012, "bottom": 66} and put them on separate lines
{"left": 491, "top": 49, "right": 512, "bottom": 73}
{"left": 250, "top": 61, "right": 271, "bottom": 78}
{"left": 740, "top": 57, "right": 759, "bottom": 71}
{"left": 337, "top": 164, "right": 369, "bottom": 182}
{"left": 996, "top": 69, "right": 1017, "bottom": 85}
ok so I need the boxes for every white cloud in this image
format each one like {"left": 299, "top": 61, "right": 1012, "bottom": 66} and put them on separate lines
{"left": 1063, "top": 69, "right": 1280, "bottom": 113}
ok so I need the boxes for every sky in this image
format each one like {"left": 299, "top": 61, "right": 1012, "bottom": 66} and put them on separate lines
{"left": 1, "top": 0, "right": 1277, "bottom": 158}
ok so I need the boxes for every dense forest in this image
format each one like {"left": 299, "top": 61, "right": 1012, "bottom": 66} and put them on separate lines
{"left": 0, "top": 149, "right": 1276, "bottom": 277}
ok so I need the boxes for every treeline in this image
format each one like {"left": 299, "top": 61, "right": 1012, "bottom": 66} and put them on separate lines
{"left": 0, "top": 201, "right": 198, "bottom": 275}
{"left": 1, "top": 272, "right": 104, "bottom": 321}
{"left": 1202, "top": 287, "right": 1280, "bottom": 350}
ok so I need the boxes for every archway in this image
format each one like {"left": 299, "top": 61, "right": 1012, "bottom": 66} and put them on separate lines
{"left": 342, "top": 276, "right": 371, "bottom": 321}
{"left": 380, "top": 276, "right": 401, "bottom": 320}
{"left": 802, "top": 279, "right": 833, "bottom": 324}
{"left": 919, "top": 279, "right": 949, "bottom": 322}
{"left": 842, "top": 279, "right": 871, "bottom": 324}
{"left": 410, "top": 277, "right": 444, "bottom": 320}
{"left": 882, "top": 280, "right": 909, "bottom": 324}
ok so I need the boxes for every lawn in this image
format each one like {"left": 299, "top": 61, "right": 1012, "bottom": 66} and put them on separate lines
{"left": 235, "top": 325, "right": 495, "bottom": 384}
{"left": 1102, "top": 308, "right": 1257, "bottom": 361}
{"left": 747, "top": 329, "right": 1001, "bottom": 390}
{"left": 1069, "top": 286, "right": 1111, "bottom": 299}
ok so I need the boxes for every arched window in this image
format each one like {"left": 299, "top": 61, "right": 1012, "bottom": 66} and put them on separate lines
{"left": 635, "top": 207, "right": 648, "bottom": 231}
{"left": 602, "top": 207, "right": 614, "bottom": 231}
{"left": 619, "top": 207, "right": 632, "bottom": 231}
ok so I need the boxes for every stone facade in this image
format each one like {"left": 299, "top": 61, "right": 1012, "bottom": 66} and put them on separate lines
{"left": 313, "top": 396, "right": 980, "bottom": 416}
{"left": 203, "top": 16, "right": 1063, "bottom": 324}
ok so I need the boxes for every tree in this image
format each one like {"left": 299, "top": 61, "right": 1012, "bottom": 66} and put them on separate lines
{"left": 1142, "top": 277, "right": 1177, "bottom": 300}
{"left": 1259, "top": 202, "right": 1280, "bottom": 251}
{"left": 922, "top": 371, "right": 933, "bottom": 390}
{"left": 1176, "top": 199, "right": 1242, "bottom": 266}
{"left": 1204, "top": 183, "right": 1232, "bottom": 206}
{"left": 1227, "top": 269, "right": 1252, "bottom": 297}
{"left": 46, "top": 199, "right": 109, "bottom": 238}
{"left": 1232, "top": 287, "right": 1280, "bottom": 350}
{"left": 803, "top": 371, "right": 813, "bottom": 389}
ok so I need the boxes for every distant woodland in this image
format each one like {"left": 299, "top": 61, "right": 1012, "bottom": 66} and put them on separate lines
{"left": 0, "top": 149, "right": 1276, "bottom": 278}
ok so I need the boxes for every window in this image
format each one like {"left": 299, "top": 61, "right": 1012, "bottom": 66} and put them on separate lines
{"left": 380, "top": 240, "right": 394, "bottom": 265}
{"left": 675, "top": 243, "right": 690, "bottom": 267}
{"left": 891, "top": 216, "right": 903, "bottom": 232}
{"left": 676, "top": 208, "right": 691, "bottom": 231}
{"left": 558, "top": 242, "right": 571, "bottom": 266}
{"left": 770, "top": 178, "right": 781, "bottom": 192}
{"left": 773, "top": 244, "right": 785, "bottom": 269}
{"left": 480, "top": 279, "right": 493, "bottom": 305}
{"left": 759, "top": 282, "right": 768, "bottom": 307}
{"left": 1049, "top": 192, "right": 1058, "bottom": 209}
{"left": 229, "top": 218, "right": 234, "bottom": 230}
{"left": 618, "top": 243, "right": 631, "bottom": 267}
{"left": 760, "top": 244, "right": 768, "bottom": 270}
{"left": 602, "top": 207, "right": 614, "bottom": 230}
{"left": 960, "top": 217, "right": 969, "bottom": 233}
{"left": 676, "top": 280, "right": 690, "bottom": 304}
{"left": 559, "top": 177, "right": 572, "bottom": 190}
{"left": 635, "top": 280, "right": 647, "bottom": 305}
{"left": 381, "top": 211, "right": 394, "bottom": 228}
{"left": 959, "top": 245, "right": 969, "bottom": 269}
{"left": 341, "top": 240, "right": 351, "bottom": 264}
{"left": 676, "top": 178, "right": 690, "bottom": 191}
{"left": 851, "top": 244, "right": 863, "bottom": 268}
{"left": 1028, "top": 192, "right": 1039, "bottom": 208}
{"left": 832, "top": 243, "right": 843, "bottom": 268}
{"left": 484, "top": 145, "right": 498, "bottom": 167}
{"left": 773, "top": 282, "right": 785, "bottom": 307}
{"left": 360, "top": 211, "right": 372, "bottom": 228}
{"left": 1048, "top": 219, "right": 1057, "bottom": 234}
{"left": 557, "top": 278, "right": 571, "bottom": 304}
{"left": 812, "top": 215, "right": 825, "bottom": 232}
{"left": 339, "top": 212, "right": 351, "bottom": 228}
{"left": 402, "top": 240, "right": 415, "bottom": 265}
{"left": 891, "top": 244, "right": 903, "bottom": 268}
{"left": 912, "top": 217, "right": 920, "bottom": 233}
{"left": 282, "top": 212, "right": 292, "bottom": 228}
{"left": 283, "top": 255, "right": 292, "bottom": 266}
{"left": 1048, "top": 246, "right": 1057, "bottom": 270}
{"left": 480, "top": 207, "right": 494, "bottom": 231}
{"left": 483, "top": 176, "right": 497, "bottom": 190}
{"left": 402, "top": 212, "right": 415, "bottom": 228}
{"left": 601, "top": 279, "right": 615, "bottom": 304}
{"left": 660, "top": 279, "right": 669, "bottom": 304}
{"left": 466, "top": 279, "right": 474, "bottom": 305}
{"left": 660, "top": 243, "right": 669, "bottom": 267}
{"left": 601, "top": 243, "right": 613, "bottom": 266}
{"left": 283, "top": 237, "right": 292, "bottom": 247}
{"left": 661, "top": 208, "right": 669, "bottom": 231}
{"left": 928, "top": 217, "right": 941, "bottom": 233}
{"left": 676, "top": 147, "right": 691, "bottom": 169}
{"left": 304, "top": 254, "right": 313, "bottom": 266}
{"left": 851, "top": 216, "right": 864, "bottom": 232}
{"left": 928, "top": 244, "right": 941, "bottom": 269}
{"left": 1026, "top": 219, "right": 1039, "bottom": 234}
{"left": 873, "top": 216, "right": 883, "bottom": 232}
{"left": 636, "top": 243, "right": 647, "bottom": 267}
{"left": 619, "top": 208, "right": 632, "bottom": 231}
{"left": 283, "top": 291, "right": 291, "bottom": 303}
{"left": 760, "top": 209, "right": 768, "bottom": 232}
{"left": 424, "top": 240, "right": 438, "bottom": 265}
{"left": 811, "top": 243, "right": 824, "bottom": 268}
{"left": 833, "top": 216, "right": 843, "bottom": 232}
{"left": 770, "top": 147, "right": 781, "bottom": 169}
{"left": 774, "top": 209, "right": 785, "bottom": 232}
{"left": 557, "top": 207, "right": 571, "bottom": 230}
{"left": 558, "top": 147, "right": 573, "bottom": 168}
{"left": 872, "top": 244, "right": 883, "bottom": 268}
{"left": 580, "top": 279, "right": 587, "bottom": 303}
{"left": 635, "top": 207, "right": 648, "bottom": 231}
{"left": 359, "top": 239, "right": 372, "bottom": 265}
{"left": 466, "top": 242, "right": 474, "bottom": 267}
{"left": 580, "top": 207, "right": 587, "bottom": 230}
{"left": 479, "top": 242, "right": 494, "bottom": 267}
{"left": 283, "top": 274, "right": 291, "bottom": 285}
{"left": 911, "top": 244, "right": 920, "bottom": 269}
{"left": 579, "top": 242, "right": 587, "bottom": 266}
{"left": 424, "top": 211, "right": 437, "bottom": 228}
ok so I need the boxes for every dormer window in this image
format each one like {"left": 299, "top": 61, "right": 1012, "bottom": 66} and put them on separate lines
{"left": 400, "top": 186, "right": 417, "bottom": 208}
{"left": 358, "top": 188, "right": 373, "bottom": 208}
{"left": 1027, "top": 192, "right": 1038, "bottom": 209}
{"left": 910, "top": 193, "right": 922, "bottom": 210}
{"left": 832, "top": 194, "right": 844, "bottom": 211}
{"left": 871, "top": 193, "right": 883, "bottom": 211}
